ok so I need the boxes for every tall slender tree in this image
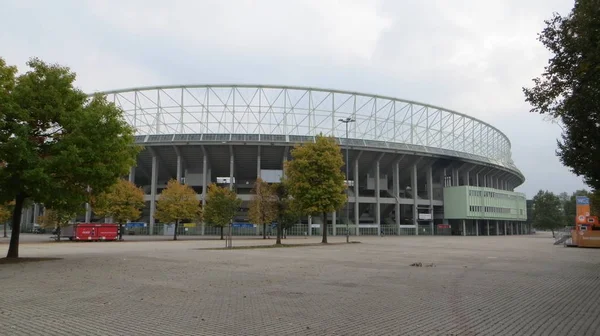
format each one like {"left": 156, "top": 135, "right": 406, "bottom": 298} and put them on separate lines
{"left": 154, "top": 179, "right": 202, "bottom": 241}
{"left": 204, "top": 184, "right": 241, "bottom": 240}
{"left": 93, "top": 179, "right": 146, "bottom": 240}
{"left": 285, "top": 134, "right": 346, "bottom": 243}
{"left": 273, "top": 181, "right": 302, "bottom": 245}
{"left": 532, "top": 190, "right": 564, "bottom": 237}
{"left": 0, "top": 57, "right": 139, "bottom": 258}
{"left": 248, "top": 178, "right": 277, "bottom": 239}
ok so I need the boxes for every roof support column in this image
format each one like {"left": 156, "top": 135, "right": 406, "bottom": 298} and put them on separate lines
{"left": 394, "top": 160, "right": 400, "bottom": 235}
{"left": 428, "top": 165, "right": 434, "bottom": 235}
{"left": 332, "top": 211, "right": 336, "bottom": 236}
{"left": 375, "top": 153, "right": 384, "bottom": 237}
{"left": 128, "top": 166, "right": 135, "bottom": 184}
{"left": 229, "top": 146, "right": 234, "bottom": 191}
{"left": 354, "top": 152, "right": 362, "bottom": 236}
{"left": 149, "top": 151, "right": 158, "bottom": 235}
{"left": 201, "top": 148, "right": 208, "bottom": 236}
{"left": 412, "top": 161, "right": 419, "bottom": 235}
{"left": 257, "top": 146, "right": 261, "bottom": 179}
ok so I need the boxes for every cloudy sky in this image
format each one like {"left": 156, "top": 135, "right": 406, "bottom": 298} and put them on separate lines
{"left": 1, "top": 0, "right": 586, "bottom": 197}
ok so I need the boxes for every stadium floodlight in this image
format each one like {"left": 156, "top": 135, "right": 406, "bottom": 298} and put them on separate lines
{"left": 338, "top": 117, "right": 355, "bottom": 243}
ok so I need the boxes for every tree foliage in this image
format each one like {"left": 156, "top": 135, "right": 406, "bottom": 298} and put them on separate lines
{"left": 38, "top": 209, "right": 75, "bottom": 229}
{"left": 532, "top": 190, "right": 565, "bottom": 236}
{"left": 272, "top": 181, "right": 302, "bottom": 244}
{"left": 0, "top": 57, "right": 140, "bottom": 257}
{"left": 0, "top": 201, "right": 12, "bottom": 238}
{"left": 155, "top": 179, "right": 202, "bottom": 240}
{"left": 248, "top": 178, "right": 277, "bottom": 239}
{"left": 285, "top": 134, "right": 346, "bottom": 243}
{"left": 93, "top": 179, "right": 145, "bottom": 240}
{"left": 0, "top": 202, "right": 12, "bottom": 224}
{"left": 203, "top": 183, "right": 241, "bottom": 240}
{"left": 562, "top": 189, "right": 590, "bottom": 225}
{"left": 523, "top": 0, "right": 600, "bottom": 189}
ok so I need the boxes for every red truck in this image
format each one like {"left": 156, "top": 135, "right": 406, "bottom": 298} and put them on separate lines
{"left": 61, "top": 223, "right": 119, "bottom": 241}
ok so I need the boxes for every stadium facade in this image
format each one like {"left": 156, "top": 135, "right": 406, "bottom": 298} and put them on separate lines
{"left": 24, "top": 85, "right": 529, "bottom": 236}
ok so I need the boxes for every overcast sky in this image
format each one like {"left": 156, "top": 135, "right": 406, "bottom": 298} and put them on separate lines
{"left": 1, "top": 0, "right": 587, "bottom": 197}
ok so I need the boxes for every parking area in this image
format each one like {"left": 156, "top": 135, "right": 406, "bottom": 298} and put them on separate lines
{"left": 0, "top": 233, "right": 598, "bottom": 335}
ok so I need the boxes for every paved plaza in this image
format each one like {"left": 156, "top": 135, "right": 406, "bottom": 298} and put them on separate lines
{"left": 1, "top": 233, "right": 599, "bottom": 335}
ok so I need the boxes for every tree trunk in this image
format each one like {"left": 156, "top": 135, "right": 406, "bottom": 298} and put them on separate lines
{"left": 173, "top": 219, "right": 179, "bottom": 241}
{"left": 551, "top": 228, "right": 555, "bottom": 238}
{"left": 56, "top": 226, "right": 61, "bottom": 242}
{"left": 118, "top": 223, "right": 123, "bottom": 241}
{"left": 3, "top": 221, "right": 6, "bottom": 238}
{"left": 276, "top": 223, "right": 282, "bottom": 245}
{"left": 322, "top": 212, "right": 328, "bottom": 244}
{"left": 6, "top": 193, "right": 26, "bottom": 258}
{"left": 263, "top": 223, "right": 266, "bottom": 239}
{"left": 220, "top": 226, "right": 224, "bottom": 240}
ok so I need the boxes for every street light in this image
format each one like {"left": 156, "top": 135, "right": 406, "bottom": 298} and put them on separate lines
{"left": 338, "top": 117, "right": 355, "bottom": 243}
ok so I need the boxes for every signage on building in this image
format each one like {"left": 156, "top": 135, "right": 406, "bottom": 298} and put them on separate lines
{"left": 418, "top": 213, "right": 432, "bottom": 220}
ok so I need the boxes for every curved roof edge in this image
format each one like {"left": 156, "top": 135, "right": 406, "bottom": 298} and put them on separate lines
{"left": 89, "top": 83, "right": 513, "bottom": 148}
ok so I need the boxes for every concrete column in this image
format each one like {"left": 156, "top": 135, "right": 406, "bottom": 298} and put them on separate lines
{"left": 375, "top": 159, "right": 381, "bottom": 237}
{"left": 486, "top": 220, "right": 490, "bottom": 236}
{"left": 428, "top": 165, "right": 434, "bottom": 235}
{"left": 441, "top": 168, "right": 446, "bottom": 187}
{"left": 149, "top": 154, "right": 158, "bottom": 235}
{"left": 176, "top": 153, "right": 182, "bottom": 183}
{"left": 332, "top": 211, "right": 336, "bottom": 236}
{"left": 229, "top": 148, "right": 234, "bottom": 191}
{"left": 257, "top": 146, "right": 261, "bottom": 178}
{"left": 475, "top": 220, "right": 479, "bottom": 236}
{"left": 412, "top": 163, "right": 419, "bottom": 235}
{"left": 33, "top": 203, "right": 39, "bottom": 225}
{"left": 476, "top": 173, "right": 480, "bottom": 187}
{"left": 462, "top": 219, "right": 466, "bottom": 236}
{"left": 201, "top": 154, "right": 208, "bottom": 236}
{"left": 128, "top": 166, "right": 135, "bottom": 183}
{"left": 85, "top": 203, "right": 91, "bottom": 223}
{"left": 308, "top": 215, "right": 312, "bottom": 236}
{"left": 354, "top": 158, "right": 360, "bottom": 236}
{"left": 394, "top": 161, "right": 400, "bottom": 235}
{"left": 495, "top": 221, "right": 499, "bottom": 236}
{"left": 465, "top": 170, "right": 470, "bottom": 186}
{"left": 504, "top": 221, "right": 507, "bottom": 235}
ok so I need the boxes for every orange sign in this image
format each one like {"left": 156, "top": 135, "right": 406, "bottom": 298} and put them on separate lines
{"left": 576, "top": 196, "right": 591, "bottom": 217}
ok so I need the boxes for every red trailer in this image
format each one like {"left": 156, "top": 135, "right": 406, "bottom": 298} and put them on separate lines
{"left": 62, "top": 223, "right": 119, "bottom": 241}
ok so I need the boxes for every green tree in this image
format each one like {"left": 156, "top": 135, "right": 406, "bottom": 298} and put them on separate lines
{"left": 93, "top": 179, "right": 146, "bottom": 241}
{"left": 532, "top": 190, "right": 565, "bottom": 237}
{"left": 273, "top": 181, "right": 302, "bottom": 245}
{"left": 154, "top": 179, "right": 202, "bottom": 240}
{"left": 285, "top": 134, "right": 346, "bottom": 243}
{"left": 0, "top": 201, "right": 13, "bottom": 238}
{"left": 204, "top": 183, "right": 241, "bottom": 240}
{"left": 37, "top": 206, "right": 78, "bottom": 241}
{"left": 248, "top": 178, "right": 277, "bottom": 239}
{"left": 589, "top": 189, "right": 600, "bottom": 216}
{"left": 0, "top": 57, "right": 139, "bottom": 258}
{"left": 523, "top": 0, "right": 600, "bottom": 189}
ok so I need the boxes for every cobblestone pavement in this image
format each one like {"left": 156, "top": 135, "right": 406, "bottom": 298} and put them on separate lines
{"left": 1, "top": 233, "right": 599, "bottom": 336}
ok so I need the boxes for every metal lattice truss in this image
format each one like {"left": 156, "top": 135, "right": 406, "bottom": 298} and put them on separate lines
{"left": 93, "top": 84, "right": 522, "bottom": 175}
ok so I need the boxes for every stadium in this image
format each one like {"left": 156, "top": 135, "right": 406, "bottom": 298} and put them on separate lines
{"left": 28, "top": 85, "right": 529, "bottom": 236}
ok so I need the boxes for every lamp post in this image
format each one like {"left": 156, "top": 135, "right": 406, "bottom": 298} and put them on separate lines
{"left": 338, "top": 117, "right": 355, "bottom": 243}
